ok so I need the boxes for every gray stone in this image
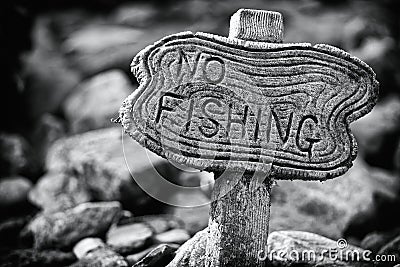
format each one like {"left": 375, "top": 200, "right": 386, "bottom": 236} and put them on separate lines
{"left": 175, "top": 172, "right": 202, "bottom": 188}
{"left": 28, "top": 173, "right": 91, "bottom": 213}
{"left": 166, "top": 229, "right": 370, "bottom": 266}
{"left": 396, "top": 138, "right": 400, "bottom": 173}
{"left": 31, "top": 113, "right": 66, "bottom": 167}
{"left": 351, "top": 96, "right": 400, "bottom": 165}
{"left": 71, "top": 238, "right": 128, "bottom": 267}
{"left": 349, "top": 36, "right": 394, "bottom": 72}
{"left": 270, "top": 158, "right": 399, "bottom": 239}
{"left": 267, "top": 231, "right": 369, "bottom": 266}
{"left": 73, "top": 237, "right": 105, "bottom": 259}
{"left": 0, "top": 176, "right": 32, "bottom": 208}
{"left": 132, "top": 244, "right": 177, "bottom": 267}
{"left": 361, "top": 229, "right": 400, "bottom": 253}
{"left": 24, "top": 201, "right": 121, "bottom": 250}
{"left": 164, "top": 190, "right": 210, "bottom": 235}
{"left": 46, "top": 127, "right": 180, "bottom": 206}
{"left": 63, "top": 25, "right": 144, "bottom": 76}
{"left": 0, "top": 134, "right": 37, "bottom": 177}
{"left": 166, "top": 228, "right": 207, "bottom": 267}
{"left": 0, "top": 216, "right": 31, "bottom": 248}
{"left": 199, "top": 171, "right": 214, "bottom": 199}
{"left": 153, "top": 229, "right": 190, "bottom": 245}
{"left": 125, "top": 245, "right": 159, "bottom": 265}
{"left": 111, "top": 3, "right": 159, "bottom": 28}
{"left": 126, "top": 244, "right": 180, "bottom": 266}
{"left": 21, "top": 16, "right": 81, "bottom": 121}
{"left": 376, "top": 235, "right": 400, "bottom": 266}
{"left": 133, "top": 215, "right": 184, "bottom": 234}
{"left": 174, "top": 158, "right": 400, "bottom": 240}
{"left": 63, "top": 70, "right": 133, "bottom": 133}
{"left": 106, "top": 223, "right": 153, "bottom": 255}
{"left": 177, "top": 171, "right": 214, "bottom": 199}
{"left": 344, "top": 15, "right": 396, "bottom": 96}
{"left": 0, "top": 249, "right": 76, "bottom": 267}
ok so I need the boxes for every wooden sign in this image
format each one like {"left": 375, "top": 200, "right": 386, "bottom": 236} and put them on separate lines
{"left": 120, "top": 17, "right": 378, "bottom": 182}
{"left": 120, "top": 9, "right": 378, "bottom": 267}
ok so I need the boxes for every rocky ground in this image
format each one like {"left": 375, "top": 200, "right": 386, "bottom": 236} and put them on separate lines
{"left": 1, "top": 0, "right": 400, "bottom": 266}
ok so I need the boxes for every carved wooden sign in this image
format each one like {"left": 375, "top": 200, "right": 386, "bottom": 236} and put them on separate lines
{"left": 120, "top": 9, "right": 378, "bottom": 267}
{"left": 120, "top": 16, "right": 378, "bottom": 181}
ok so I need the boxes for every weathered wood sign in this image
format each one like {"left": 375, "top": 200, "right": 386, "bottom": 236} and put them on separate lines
{"left": 120, "top": 18, "right": 377, "bottom": 182}
{"left": 120, "top": 9, "right": 378, "bottom": 267}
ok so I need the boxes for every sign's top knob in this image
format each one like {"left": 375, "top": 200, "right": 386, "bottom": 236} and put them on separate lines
{"left": 229, "top": 9, "right": 284, "bottom": 43}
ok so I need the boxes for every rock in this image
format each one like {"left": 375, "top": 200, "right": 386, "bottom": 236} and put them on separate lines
{"left": 344, "top": 171, "right": 400, "bottom": 239}
{"left": 31, "top": 113, "right": 66, "bottom": 167}
{"left": 361, "top": 228, "right": 400, "bottom": 253}
{"left": 24, "top": 201, "right": 121, "bottom": 250}
{"left": 396, "top": 142, "right": 400, "bottom": 172}
{"left": 166, "top": 228, "right": 207, "bottom": 267}
{"left": 110, "top": 3, "right": 159, "bottom": 28}
{"left": 61, "top": 7, "right": 213, "bottom": 77}
{"left": 131, "top": 215, "right": 184, "bottom": 234}
{"left": 63, "top": 25, "right": 144, "bottom": 76}
{"left": 72, "top": 238, "right": 128, "bottom": 267}
{"left": 166, "top": 229, "right": 370, "bottom": 267}
{"left": 0, "top": 249, "right": 76, "bottom": 267}
{"left": 350, "top": 37, "right": 394, "bottom": 68}
{"left": 126, "top": 244, "right": 179, "bottom": 266}
{"left": 175, "top": 172, "right": 202, "bottom": 188}
{"left": 28, "top": 173, "right": 91, "bottom": 213}
{"left": 351, "top": 96, "right": 400, "bottom": 169}
{"left": 153, "top": 229, "right": 190, "bottom": 245}
{"left": 343, "top": 14, "right": 399, "bottom": 97}
{"left": 269, "top": 158, "right": 399, "bottom": 239}
{"left": 0, "top": 134, "right": 37, "bottom": 177}
{"left": 21, "top": 16, "right": 81, "bottom": 121}
{"left": 132, "top": 244, "right": 177, "bottom": 267}
{"left": 73, "top": 237, "right": 105, "bottom": 259}
{"left": 177, "top": 171, "right": 214, "bottom": 199}
{"left": 0, "top": 216, "right": 31, "bottom": 249}
{"left": 0, "top": 176, "right": 32, "bottom": 208}
{"left": 107, "top": 223, "right": 153, "bottom": 255}
{"left": 376, "top": 235, "right": 400, "bottom": 266}
{"left": 343, "top": 15, "right": 395, "bottom": 70}
{"left": 46, "top": 127, "right": 180, "bottom": 210}
{"left": 199, "top": 172, "right": 214, "bottom": 199}
{"left": 63, "top": 70, "right": 133, "bottom": 133}
{"left": 125, "top": 245, "right": 159, "bottom": 265}
{"left": 267, "top": 231, "right": 369, "bottom": 266}
{"left": 164, "top": 190, "right": 210, "bottom": 235}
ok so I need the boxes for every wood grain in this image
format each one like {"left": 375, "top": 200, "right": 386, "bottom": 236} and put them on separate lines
{"left": 206, "top": 171, "right": 272, "bottom": 267}
{"left": 119, "top": 31, "right": 378, "bottom": 181}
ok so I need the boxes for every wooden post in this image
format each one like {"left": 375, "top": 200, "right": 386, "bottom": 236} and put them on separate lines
{"left": 206, "top": 171, "right": 273, "bottom": 267}
{"left": 120, "top": 8, "right": 378, "bottom": 267}
{"left": 205, "top": 11, "right": 282, "bottom": 266}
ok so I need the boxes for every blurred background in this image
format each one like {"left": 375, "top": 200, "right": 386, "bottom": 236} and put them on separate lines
{"left": 1, "top": 0, "right": 400, "bottom": 266}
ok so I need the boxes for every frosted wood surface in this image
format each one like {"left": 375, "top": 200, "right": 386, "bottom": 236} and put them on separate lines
{"left": 229, "top": 9, "right": 283, "bottom": 42}
{"left": 120, "top": 31, "right": 378, "bottom": 181}
{"left": 206, "top": 173, "right": 272, "bottom": 266}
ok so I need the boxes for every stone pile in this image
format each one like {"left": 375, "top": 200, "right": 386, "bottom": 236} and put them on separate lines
{"left": 1, "top": 0, "right": 400, "bottom": 266}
